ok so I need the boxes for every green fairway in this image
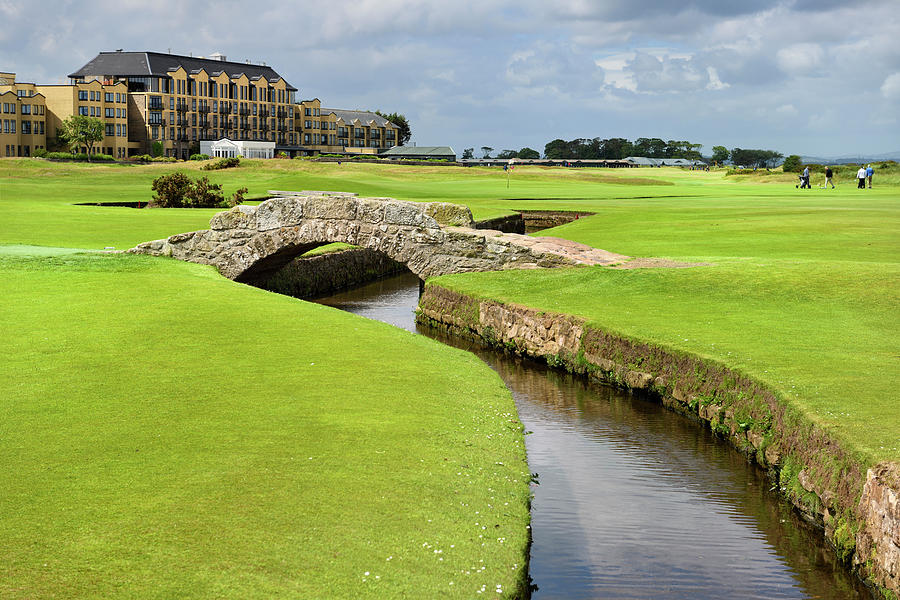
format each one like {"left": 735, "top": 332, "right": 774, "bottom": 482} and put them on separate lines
{"left": 0, "top": 249, "right": 530, "bottom": 598}
{"left": 1, "top": 157, "right": 898, "bottom": 596}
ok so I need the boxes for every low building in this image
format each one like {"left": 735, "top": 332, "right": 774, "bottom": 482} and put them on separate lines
{"left": 460, "top": 158, "right": 633, "bottom": 168}
{"left": 0, "top": 72, "right": 47, "bottom": 157}
{"left": 200, "top": 138, "right": 274, "bottom": 159}
{"left": 381, "top": 145, "right": 455, "bottom": 162}
{"left": 624, "top": 156, "right": 706, "bottom": 167}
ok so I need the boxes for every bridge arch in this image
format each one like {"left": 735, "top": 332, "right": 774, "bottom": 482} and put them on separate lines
{"left": 130, "top": 194, "right": 626, "bottom": 282}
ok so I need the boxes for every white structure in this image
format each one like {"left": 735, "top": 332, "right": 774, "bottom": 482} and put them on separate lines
{"left": 200, "top": 138, "right": 275, "bottom": 159}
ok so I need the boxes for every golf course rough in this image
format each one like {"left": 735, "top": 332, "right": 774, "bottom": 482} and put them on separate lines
{"left": 417, "top": 281, "right": 900, "bottom": 596}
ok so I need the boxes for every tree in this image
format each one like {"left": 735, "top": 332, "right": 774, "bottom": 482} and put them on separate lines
{"left": 461, "top": 147, "right": 475, "bottom": 160}
{"left": 481, "top": 146, "right": 494, "bottom": 159}
{"left": 151, "top": 141, "right": 164, "bottom": 157}
{"left": 543, "top": 139, "right": 569, "bottom": 159}
{"left": 496, "top": 149, "right": 518, "bottom": 159}
{"left": 375, "top": 111, "right": 411, "bottom": 145}
{"left": 711, "top": 145, "right": 729, "bottom": 165}
{"left": 58, "top": 115, "right": 104, "bottom": 159}
{"left": 782, "top": 155, "right": 802, "bottom": 172}
{"left": 599, "top": 138, "right": 633, "bottom": 159}
{"left": 730, "top": 148, "right": 784, "bottom": 168}
{"left": 517, "top": 147, "right": 540, "bottom": 159}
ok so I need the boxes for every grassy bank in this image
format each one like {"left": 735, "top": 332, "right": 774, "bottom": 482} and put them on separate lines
{"left": 1, "top": 157, "right": 897, "bottom": 595}
{"left": 0, "top": 185, "right": 532, "bottom": 595}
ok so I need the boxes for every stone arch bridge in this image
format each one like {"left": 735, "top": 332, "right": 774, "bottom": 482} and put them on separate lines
{"left": 130, "top": 192, "right": 627, "bottom": 283}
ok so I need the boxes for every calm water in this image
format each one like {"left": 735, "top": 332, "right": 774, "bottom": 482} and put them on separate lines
{"left": 316, "top": 272, "right": 871, "bottom": 599}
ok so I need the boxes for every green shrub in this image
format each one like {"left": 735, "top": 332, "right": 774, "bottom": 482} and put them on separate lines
{"left": 151, "top": 141, "right": 164, "bottom": 158}
{"left": 33, "top": 148, "right": 48, "bottom": 158}
{"left": 200, "top": 157, "right": 240, "bottom": 171}
{"left": 231, "top": 186, "right": 248, "bottom": 206}
{"left": 186, "top": 176, "right": 226, "bottom": 207}
{"left": 150, "top": 173, "right": 246, "bottom": 208}
{"left": 190, "top": 153, "right": 211, "bottom": 161}
{"left": 151, "top": 172, "right": 194, "bottom": 208}
{"left": 46, "top": 152, "right": 74, "bottom": 160}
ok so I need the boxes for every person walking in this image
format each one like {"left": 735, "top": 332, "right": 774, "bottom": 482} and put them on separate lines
{"left": 866, "top": 164, "right": 874, "bottom": 188}
{"left": 824, "top": 165, "right": 835, "bottom": 189}
{"left": 800, "top": 165, "right": 811, "bottom": 188}
{"left": 857, "top": 165, "right": 867, "bottom": 189}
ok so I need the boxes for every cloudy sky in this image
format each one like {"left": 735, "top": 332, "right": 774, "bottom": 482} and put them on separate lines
{"left": 3, "top": 0, "right": 899, "bottom": 157}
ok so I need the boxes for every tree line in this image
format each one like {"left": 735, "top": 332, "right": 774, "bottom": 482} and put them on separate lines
{"left": 543, "top": 137, "right": 704, "bottom": 161}
{"left": 463, "top": 137, "right": 785, "bottom": 168}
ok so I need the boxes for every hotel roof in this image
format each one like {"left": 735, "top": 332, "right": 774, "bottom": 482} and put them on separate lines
{"left": 69, "top": 51, "right": 296, "bottom": 91}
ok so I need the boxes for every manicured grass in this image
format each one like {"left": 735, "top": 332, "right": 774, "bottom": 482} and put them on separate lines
{"left": 431, "top": 259, "right": 899, "bottom": 463}
{"left": 1, "top": 157, "right": 897, "bottom": 594}
{"left": 0, "top": 250, "right": 530, "bottom": 598}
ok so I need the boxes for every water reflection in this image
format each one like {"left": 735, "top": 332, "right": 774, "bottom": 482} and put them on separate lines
{"left": 315, "top": 272, "right": 870, "bottom": 599}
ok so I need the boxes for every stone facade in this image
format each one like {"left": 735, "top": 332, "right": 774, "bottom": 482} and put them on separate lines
{"left": 129, "top": 194, "right": 627, "bottom": 282}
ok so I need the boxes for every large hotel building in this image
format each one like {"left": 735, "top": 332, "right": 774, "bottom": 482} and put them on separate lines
{"left": 1, "top": 51, "right": 401, "bottom": 159}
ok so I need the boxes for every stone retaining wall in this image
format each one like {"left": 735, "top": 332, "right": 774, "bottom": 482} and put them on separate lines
{"left": 417, "top": 283, "right": 900, "bottom": 596}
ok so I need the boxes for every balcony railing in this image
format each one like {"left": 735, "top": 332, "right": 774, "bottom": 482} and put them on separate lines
{"left": 239, "top": 107, "right": 250, "bottom": 116}
{"left": 148, "top": 101, "right": 164, "bottom": 110}
{"left": 198, "top": 105, "right": 210, "bottom": 113}
{"left": 176, "top": 102, "right": 188, "bottom": 112}
{"left": 259, "top": 109, "right": 269, "bottom": 118}
{"left": 177, "top": 134, "right": 189, "bottom": 142}
{"left": 199, "top": 120, "right": 210, "bottom": 128}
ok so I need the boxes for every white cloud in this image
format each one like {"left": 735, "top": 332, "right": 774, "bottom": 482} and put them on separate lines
{"left": 776, "top": 104, "right": 797, "bottom": 116}
{"left": 776, "top": 43, "right": 825, "bottom": 75}
{"left": 706, "top": 67, "right": 728, "bottom": 90}
{"left": 881, "top": 73, "right": 900, "bottom": 100}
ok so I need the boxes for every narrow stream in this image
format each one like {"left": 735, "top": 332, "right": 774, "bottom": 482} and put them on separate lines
{"left": 315, "top": 272, "right": 871, "bottom": 599}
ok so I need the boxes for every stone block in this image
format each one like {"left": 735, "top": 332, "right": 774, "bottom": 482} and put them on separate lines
{"left": 257, "top": 198, "right": 304, "bottom": 231}
{"left": 384, "top": 202, "right": 425, "bottom": 227}
{"left": 624, "top": 370, "right": 653, "bottom": 389}
{"left": 210, "top": 204, "right": 258, "bottom": 231}
{"left": 424, "top": 202, "right": 475, "bottom": 227}
{"left": 356, "top": 199, "right": 386, "bottom": 224}
{"left": 305, "top": 197, "right": 358, "bottom": 220}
